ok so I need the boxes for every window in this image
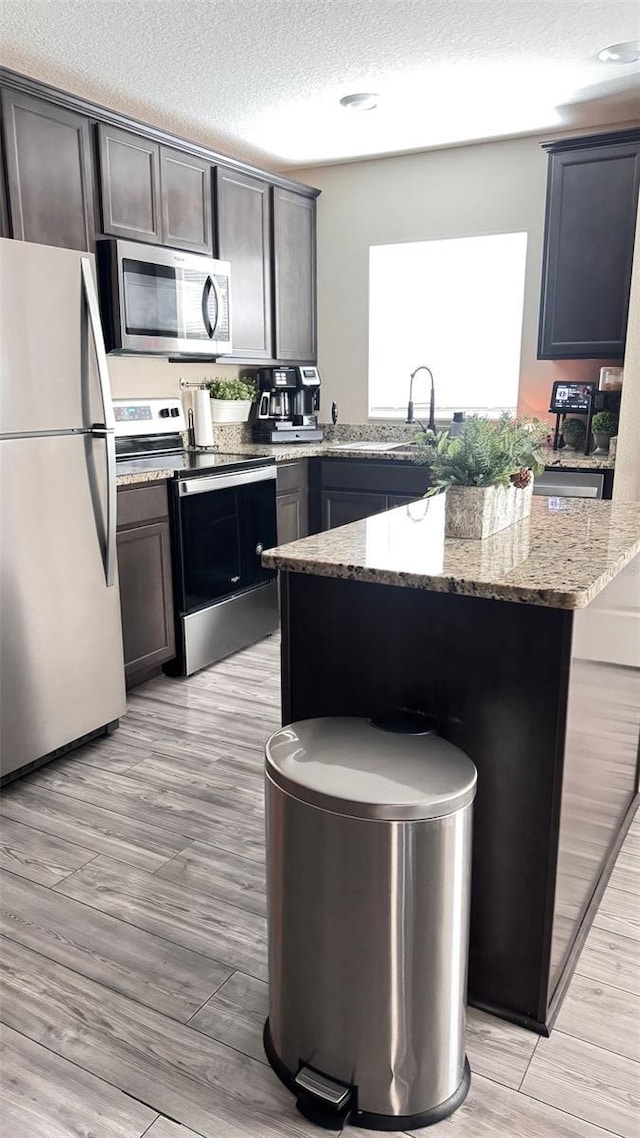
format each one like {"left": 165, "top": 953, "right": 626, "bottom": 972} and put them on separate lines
{"left": 368, "top": 232, "right": 528, "bottom": 419}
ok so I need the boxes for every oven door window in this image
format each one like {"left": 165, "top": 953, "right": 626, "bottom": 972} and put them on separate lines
{"left": 178, "top": 479, "right": 276, "bottom": 612}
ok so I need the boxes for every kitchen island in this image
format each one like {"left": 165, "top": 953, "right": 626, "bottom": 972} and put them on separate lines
{"left": 263, "top": 497, "right": 640, "bottom": 1032}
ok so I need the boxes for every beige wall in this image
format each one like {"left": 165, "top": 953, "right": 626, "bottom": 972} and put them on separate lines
{"left": 613, "top": 201, "right": 640, "bottom": 503}
{"left": 107, "top": 357, "right": 241, "bottom": 400}
{"left": 292, "top": 134, "right": 619, "bottom": 424}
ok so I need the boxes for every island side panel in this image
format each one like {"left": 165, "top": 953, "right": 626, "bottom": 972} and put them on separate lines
{"left": 279, "top": 570, "right": 573, "bottom": 1030}
{"left": 548, "top": 552, "right": 640, "bottom": 1011}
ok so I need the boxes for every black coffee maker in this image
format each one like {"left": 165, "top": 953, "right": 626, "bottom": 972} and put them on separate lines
{"left": 253, "top": 367, "right": 323, "bottom": 444}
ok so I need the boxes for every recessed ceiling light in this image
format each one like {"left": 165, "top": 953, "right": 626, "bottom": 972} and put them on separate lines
{"left": 597, "top": 41, "right": 640, "bottom": 63}
{"left": 339, "top": 92, "right": 379, "bottom": 111}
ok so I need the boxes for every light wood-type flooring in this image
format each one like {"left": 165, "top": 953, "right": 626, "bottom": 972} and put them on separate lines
{"left": 0, "top": 634, "right": 638, "bottom": 1138}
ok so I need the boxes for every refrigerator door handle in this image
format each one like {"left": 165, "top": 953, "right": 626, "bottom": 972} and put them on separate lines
{"left": 81, "top": 257, "right": 117, "bottom": 588}
{"left": 81, "top": 257, "right": 115, "bottom": 432}
{"left": 91, "top": 427, "right": 117, "bottom": 588}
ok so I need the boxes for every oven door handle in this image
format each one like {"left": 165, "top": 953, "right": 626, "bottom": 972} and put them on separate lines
{"left": 177, "top": 465, "right": 276, "bottom": 496}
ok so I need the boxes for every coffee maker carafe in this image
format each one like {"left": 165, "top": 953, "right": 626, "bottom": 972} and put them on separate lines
{"left": 253, "top": 367, "right": 324, "bottom": 444}
{"left": 258, "top": 388, "right": 291, "bottom": 421}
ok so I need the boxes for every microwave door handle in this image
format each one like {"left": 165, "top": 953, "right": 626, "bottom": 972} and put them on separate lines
{"left": 202, "top": 275, "right": 224, "bottom": 339}
{"left": 81, "top": 257, "right": 117, "bottom": 588}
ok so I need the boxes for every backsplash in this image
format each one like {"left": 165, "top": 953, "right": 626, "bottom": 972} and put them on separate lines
{"left": 203, "top": 420, "right": 436, "bottom": 450}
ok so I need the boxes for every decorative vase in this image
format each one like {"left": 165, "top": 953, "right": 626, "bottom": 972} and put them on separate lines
{"left": 444, "top": 481, "right": 534, "bottom": 539}
{"left": 592, "top": 432, "right": 611, "bottom": 455}
{"left": 209, "top": 398, "right": 253, "bottom": 424}
{"left": 562, "top": 437, "right": 585, "bottom": 451}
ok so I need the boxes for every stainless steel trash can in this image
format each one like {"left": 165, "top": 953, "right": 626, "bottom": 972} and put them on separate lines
{"left": 264, "top": 715, "right": 477, "bottom": 1131}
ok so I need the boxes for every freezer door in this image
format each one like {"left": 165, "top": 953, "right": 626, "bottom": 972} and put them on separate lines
{"left": 0, "top": 238, "right": 106, "bottom": 434}
{"left": 0, "top": 433, "right": 126, "bottom": 777}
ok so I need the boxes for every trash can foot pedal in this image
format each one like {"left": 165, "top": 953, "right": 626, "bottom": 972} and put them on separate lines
{"left": 294, "top": 1065, "right": 354, "bottom": 1130}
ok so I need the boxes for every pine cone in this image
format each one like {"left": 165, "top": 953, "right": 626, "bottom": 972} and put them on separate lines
{"left": 511, "top": 467, "right": 532, "bottom": 489}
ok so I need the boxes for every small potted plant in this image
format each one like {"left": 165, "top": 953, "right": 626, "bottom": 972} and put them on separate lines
{"left": 206, "top": 375, "right": 256, "bottom": 423}
{"left": 425, "top": 414, "right": 546, "bottom": 539}
{"left": 562, "top": 417, "right": 587, "bottom": 451}
{"left": 591, "top": 410, "right": 619, "bottom": 455}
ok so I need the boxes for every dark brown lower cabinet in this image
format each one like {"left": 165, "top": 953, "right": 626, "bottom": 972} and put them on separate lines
{"left": 276, "top": 460, "right": 309, "bottom": 544}
{"left": 116, "top": 482, "right": 175, "bottom": 688}
{"left": 321, "top": 489, "right": 388, "bottom": 530}
{"left": 312, "top": 459, "right": 431, "bottom": 532}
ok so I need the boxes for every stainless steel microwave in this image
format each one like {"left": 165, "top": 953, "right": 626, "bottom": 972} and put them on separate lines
{"left": 97, "top": 238, "right": 231, "bottom": 356}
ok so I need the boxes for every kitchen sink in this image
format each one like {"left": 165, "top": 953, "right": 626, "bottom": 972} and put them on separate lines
{"left": 327, "top": 441, "right": 403, "bottom": 452}
{"left": 327, "top": 440, "right": 426, "bottom": 452}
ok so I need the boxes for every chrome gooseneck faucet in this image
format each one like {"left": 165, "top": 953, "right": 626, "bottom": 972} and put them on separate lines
{"left": 406, "top": 365, "right": 436, "bottom": 432}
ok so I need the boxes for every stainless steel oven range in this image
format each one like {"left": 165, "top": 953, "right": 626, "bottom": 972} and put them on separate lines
{"left": 114, "top": 399, "right": 278, "bottom": 675}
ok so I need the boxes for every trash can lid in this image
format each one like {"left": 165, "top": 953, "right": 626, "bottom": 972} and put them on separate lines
{"left": 265, "top": 717, "right": 477, "bottom": 821}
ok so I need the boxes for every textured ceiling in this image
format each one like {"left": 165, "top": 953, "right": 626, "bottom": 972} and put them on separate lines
{"left": 1, "top": 0, "right": 639, "bottom": 168}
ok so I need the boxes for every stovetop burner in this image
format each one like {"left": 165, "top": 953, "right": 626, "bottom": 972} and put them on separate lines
{"left": 116, "top": 449, "right": 274, "bottom": 479}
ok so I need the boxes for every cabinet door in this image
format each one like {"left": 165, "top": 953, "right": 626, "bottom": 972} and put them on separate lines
{"left": 2, "top": 89, "right": 95, "bottom": 250}
{"left": 0, "top": 124, "right": 9, "bottom": 238}
{"left": 160, "top": 146, "right": 212, "bottom": 253}
{"left": 216, "top": 167, "right": 273, "bottom": 359}
{"left": 116, "top": 520, "right": 175, "bottom": 685}
{"left": 387, "top": 494, "right": 420, "bottom": 508}
{"left": 322, "top": 490, "right": 387, "bottom": 530}
{"left": 277, "top": 489, "right": 309, "bottom": 544}
{"left": 273, "top": 187, "right": 316, "bottom": 362}
{"left": 538, "top": 135, "right": 640, "bottom": 359}
{"left": 98, "top": 123, "right": 161, "bottom": 243}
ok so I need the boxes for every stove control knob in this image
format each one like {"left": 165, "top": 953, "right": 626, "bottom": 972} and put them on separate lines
{"left": 159, "top": 408, "right": 170, "bottom": 418}
{"left": 170, "top": 407, "right": 180, "bottom": 417}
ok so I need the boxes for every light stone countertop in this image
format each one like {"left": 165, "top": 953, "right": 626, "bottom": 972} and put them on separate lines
{"left": 116, "top": 466, "right": 177, "bottom": 486}
{"left": 115, "top": 440, "right": 615, "bottom": 487}
{"left": 262, "top": 496, "right": 640, "bottom": 609}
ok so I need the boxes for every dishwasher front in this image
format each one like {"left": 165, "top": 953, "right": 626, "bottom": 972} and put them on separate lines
{"left": 533, "top": 470, "right": 606, "bottom": 499}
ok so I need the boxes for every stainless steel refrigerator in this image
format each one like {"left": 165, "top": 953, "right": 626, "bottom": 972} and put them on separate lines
{"left": 0, "top": 238, "right": 126, "bottom": 781}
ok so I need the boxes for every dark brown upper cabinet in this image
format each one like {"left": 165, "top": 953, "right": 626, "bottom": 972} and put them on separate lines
{"left": 160, "top": 146, "right": 212, "bottom": 254}
{"left": 0, "top": 126, "right": 9, "bottom": 238}
{"left": 273, "top": 188, "right": 317, "bottom": 362}
{"left": 538, "top": 129, "right": 640, "bottom": 360}
{"left": 98, "top": 123, "right": 162, "bottom": 243}
{"left": 216, "top": 166, "right": 273, "bottom": 359}
{"left": 1, "top": 89, "right": 95, "bottom": 250}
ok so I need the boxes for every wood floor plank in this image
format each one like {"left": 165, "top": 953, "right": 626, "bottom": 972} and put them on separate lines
{"left": 73, "top": 737, "right": 156, "bottom": 774}
{"left": 0, "top": 870, "right": 231, "bottom": 1021}
{"left": 0, "top": 1022, "right": 156, "bottom": 1138}
{"left": 576, "top": 925, "right": 640, "bottom": 995}
{"left": 189, "top": 971, "right": 269, "bottom": 1063}
{"left": 0, "top": 815, "right": 95, "bottom": 886}
{"left": 608, "top": 851, "right": 640, "bottom": 897}
{"left": 25, "top": 762, "right": 266, "bottom": 862}
{"left": 55, "top": 854, "right": 268, "bottom": 980}
{"left": 0, "top": 936, "right": 328, "bottom": 1138}
{"left": 157, "top": 841, "right": 266, "bottom": 917}
{"left": 121, "top": 749, "right": 264, "bottom": 813}
{"left": 555, "top": 972, "right": 640, "bottom": 1062}
{"left": 593, "top": 884, "right": 640, "bottom": 941}
{"left": 408, "top": 1069, "right": 614, "bottom": 1137}
{"left": 465, "top": 1008, "right": 537, "bottom": 1091}
{"left": 0, "top": 782, "right": 191, "bottom": 872}
{"left": 521, "top": 1030, "right": 640, "bottom": 1138}
{"left": 144, "top": 1121, "right": 206, "bottom": 1138}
